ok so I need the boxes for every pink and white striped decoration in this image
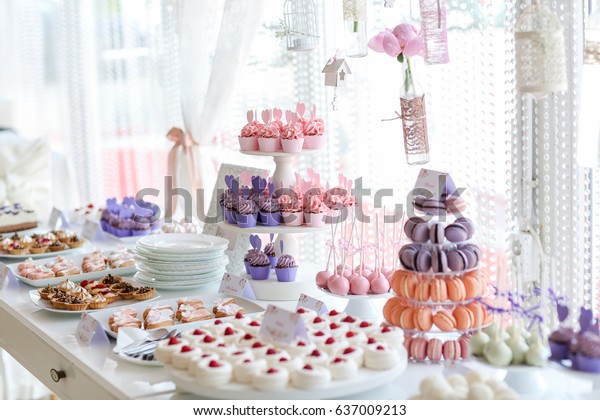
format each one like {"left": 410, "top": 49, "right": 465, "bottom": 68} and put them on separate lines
{"left": 419, "top": 0, "right": 449, "bottom": 65}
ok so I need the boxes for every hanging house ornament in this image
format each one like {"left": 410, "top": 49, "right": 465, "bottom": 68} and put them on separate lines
{"left": 515, "top": 0, "right": 567, "bottom": 95}
{"left": 419, "top": 0, "right": 449, "bottom": 65}
{"left": 322, "top": 55, "right": 352, "bottom": 110}
{"left": 282, "top": 0, "right": 319, "bottom": 51}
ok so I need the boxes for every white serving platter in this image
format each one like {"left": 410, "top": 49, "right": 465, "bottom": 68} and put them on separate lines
{"left": 89, "top": 292, "right": 265, "bottom": 339}
{"left": 167, "top": 357, "right": 407, "bottom": 400}
{"left": 0, "top": 242, "right": 90, "bottom": 260}
{"left": 29, "top": 285, "right": 160, "bottom": 314}
{"left": 8, "top": 252, "right": 136, "bottom": 287}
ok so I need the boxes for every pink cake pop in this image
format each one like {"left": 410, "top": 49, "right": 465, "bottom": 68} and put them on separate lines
{"left": 316, "top": 223, "right": 337, "bottom": 288}
{"left": 328, "top": 274, "right": 350, "bottom": 295}
{"left": 349, "top": 272, "right": 369, "bottom": 295}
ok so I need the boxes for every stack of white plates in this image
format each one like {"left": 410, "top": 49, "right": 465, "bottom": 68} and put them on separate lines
{"left": 133, "top": 233, "right": 229, "bottom": 290}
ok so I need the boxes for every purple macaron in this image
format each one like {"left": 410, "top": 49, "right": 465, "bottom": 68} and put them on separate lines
{"left": 431, "top": 247, "right": 448, "bottom": 273}
{"left": 445, "top": 223, "right": 469, "bottom": 243}
{"left": 429, "top": 222, "right": 445, "bottom": 244}
{"left": 399, "top": 244, "right": 421, "bottom": 270}
{"left": 461, "top": 248, "right": 478, "bottom": 269}
{"left": 411, "top": 222, "right": 430, "bottom": 243}
{"left": 414, "top": 249, "right": 432, "bottom": 272}
{"left": 404, "top": 217, "right": 426, "bottom": 238}
{"left": 455, "top": 217, "right": 475, "bottom": 239}
{"left": 446, "top": 249, "right": 468, "bottom": 272}
{"left": 422, "top": 199, "right": 447, "bottom": 215}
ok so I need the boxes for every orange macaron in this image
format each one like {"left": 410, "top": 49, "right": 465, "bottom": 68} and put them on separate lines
{"left": 446, "top": 277, "right": 467, "bottom": 302}
{"left": 413, "top": 307, "right": 433, "bottom": 332}
{"left": 461, "top": 274, "right": 481, "bottom": 299}
{"left": 433, "top": 311, "right": 457, "bottom": 332}
{"left": 413, "top": 280, "right": 431, "bottom": 301}
{"left": 399, "top": 307, "right": 416, "bottom": 330}
{"left": 452, "top": 305, "right": 474, "bottom": 330}
{"left": 382, "top": 297, "right": 400, "bottom": 324}
{"left": 390, "top": 303, "right": 408, "bottom": 327}
{"left": 466, "top": 301, "right": 486, "bottom": 327}
{"left": 392, "top": 271, "right": 418, "bottom": 298}
{"left": 430, "top": 278, "right": 448, "bottom": 302}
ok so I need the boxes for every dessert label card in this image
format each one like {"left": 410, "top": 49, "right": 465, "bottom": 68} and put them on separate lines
{"left": 413, "top": 169, "right": 457, "bottom": 200}
{"left": 81, "top": 220, "right": 103, "bottom": 242}
{"left": 296, "top": 293, "right": 327, "bottom": 315}
{"left": 218, "top": 273, "right": 256, "bottom": 300}
{"left": 47, "top": 207, "right": 68, "bottom": 230}
{"left": 259, "top": 304, "right": 309, "bottom": 345}
{"left": 76, "top": 312, "right": 111, "bottom": 367}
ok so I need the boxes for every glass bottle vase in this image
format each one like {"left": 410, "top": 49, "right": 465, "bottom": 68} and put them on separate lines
{"left": 343, "top": 0, "right": 368, "bottom": 58}
{"left": 399, "top": 57, "right": 430, "bottom": 165}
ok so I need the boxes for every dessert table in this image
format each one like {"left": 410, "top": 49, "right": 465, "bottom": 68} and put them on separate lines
{"left": 0, "top": 242, "right": 598, "bottom": 400}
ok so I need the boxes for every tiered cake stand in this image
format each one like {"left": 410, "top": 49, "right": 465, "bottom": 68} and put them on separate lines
{"left": 219, "top": 149, "right": 327, "bottom": 300}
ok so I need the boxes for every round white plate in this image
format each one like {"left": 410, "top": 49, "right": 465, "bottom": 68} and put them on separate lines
{"left": 167, "top": 358, "right": 407, "bottom": 400}
{"left": 133, "top": 273, "right": 223, "bottom": 291}
{"left": 133, "top": 247, "right": 226, "bottom": 263}
{"left": 134, "top": 270, "right": 225, "bottom": 284}
{"left": 136, "top": 233, "right": 228, "bottom": 253}
{"left": 136, "top": 266, "right": 227, "bottom": 280}
{"left": 135, "top": 255, "right": 229, "bottom": 271}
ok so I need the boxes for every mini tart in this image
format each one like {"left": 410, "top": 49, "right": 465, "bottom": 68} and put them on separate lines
{"left": 64, "top": 298, "right": 88, "bottom": 311}
{"left": 38, "top": 285, "right": 57, "bottom": 300}
{"left": 101, "top": 274, "right": 123, "bottom": 286}
{"left": 100, "top": 291, "right": 118, "bottom": 304}
{"left": 50, "top": 298, "right": 68, "bottom": 310}
{"left": 48, "top": 241, "right": 67, "bottom": 252}
{"left": 133, "top": 287, "right": 155, "bottom": 301}
{"left": 67, "top": 235, "right": 85, "bottom": 248}
{"left": 118, "top": 284, "right": 139, "bottom": 300}
{"left": 29, "top": 244, "right": 48, "bottom": 254}
{"left": 8, "top": 245, "right": 27, "bottom": 255}
{"left": 87, "top": 294, "right": 108, "bottom": 309}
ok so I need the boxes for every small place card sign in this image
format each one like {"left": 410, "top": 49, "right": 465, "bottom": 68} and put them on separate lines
{"left": 0, "top": 262, "right": 10, "bottom": 289}
{"left": 259, "top": 304, "right": 309, "bottom": 345}
{"left": 81, "top": 220, "right": 101, "bottom": 242}
{"left": 413, "top": 169, "right": 457, "bottom": 201}
{"left": 47, "top": 207, "right": 68, "bottom": 230}
{"left": 296, "top": 293, "right": 327, "bottom": 315}
{"left": 75, "top": 312, "right": 98, "bottom": 346}
{"left": 218, "top": 273, "right": 256, "bottom": 300}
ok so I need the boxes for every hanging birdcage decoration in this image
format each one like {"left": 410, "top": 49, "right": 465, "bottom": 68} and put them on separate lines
{"left": 419, "top": 0, "right": 449, "bottom": 65}
{"left": 283, "top": 0, "right": 319, "bottom": 51}
{"left": 515, "top": 0, "right": 567, "bottom": 95}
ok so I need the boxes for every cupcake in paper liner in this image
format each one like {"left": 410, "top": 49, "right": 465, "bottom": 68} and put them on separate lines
{"left": 303, "top": 195, "right": 326, "bottom": 227}
{"left": 263, "top": 241, "right": 277, "bottom": 268}
{"left": 280, "top": 113, "right": 304, "bottom": 153}
{"left": 249, "top": 252, "right": 271, "bottom": 280}
{"left": 279, "top": 194, "right": 303, "bottom": 226}
{"left": 258, "top": 196, "right": 281, "bottom": 227}
{"left": 548, "top": 327, "right": 574, "bottom": 361}
{"left": 223, "top": 194, "right": 237, "bottom": 224}
{"left": 257, "top": 120, "right": 281, "bottom": 153}
{"left": 239, "top": 110, "right": 261, "bottom": 151}
{"left": 575, "top": 332, "right": 600, "bottom": 373}
{"left": 235, "top": 198, "right": 258, "bottom": 228}
{"left": 303, "top": 117, "right": 325, "bottom": 150}
{"left": 275, "top": 254, "right": 298, "bottom": 282}
{"left": 244, "top": 248, "right": 260, "bottom": 274}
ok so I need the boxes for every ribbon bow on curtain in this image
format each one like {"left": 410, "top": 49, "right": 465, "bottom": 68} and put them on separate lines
{"left": 166, "top": 127, "right": 201, "bottom": 215}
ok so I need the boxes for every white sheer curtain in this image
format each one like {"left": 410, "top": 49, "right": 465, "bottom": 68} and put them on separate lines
{"left": 176, "top": 0, "right": 265, "bottom": 214}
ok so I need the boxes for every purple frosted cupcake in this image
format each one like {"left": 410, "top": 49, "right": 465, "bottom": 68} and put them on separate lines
{"left": 244, "top": 248, "right": 260, "bottom": 274}
{"left": 116, "top": 219, "right": 132, "bottom": 237}
{"left": 258, "top": 196, "right": 281, "bottom": 226}
{"left": 275, "top": 254, "right": 298, "bottom": 282}
{"left": 249, "top": 252, "right": 271, "bottom": 280}
{"left": 576, "top": 332, "right": 600, "bottom": 373}
{"left": 223, "top": 194, "right": 238, "bottom": 224}
{"left": 549, "top": 327, "right": 575, "bottom": 361}
{"left": 132, "top": 216, "right": 151, "bottom": 236}
{"left": 236, "top": 198, "right": 258, "bottom": 228}
{"left": 263, "top": 242, "right": 277, "bottom": 268}
{"left": 100, "top": 208, "right": 110, "bottom": 231}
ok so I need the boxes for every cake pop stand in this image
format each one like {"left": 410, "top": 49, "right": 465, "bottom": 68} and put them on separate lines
{"left": 318, "top": 287, "right": 390, "bottom": 320}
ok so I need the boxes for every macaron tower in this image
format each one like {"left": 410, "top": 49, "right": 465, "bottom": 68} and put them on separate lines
{"left": 385, "top": 188, "right": 492, "bottom": 364}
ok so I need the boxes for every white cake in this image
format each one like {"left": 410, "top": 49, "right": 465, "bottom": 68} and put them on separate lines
{"left": 0, "top": 203, "right": 37, "bottom": 233}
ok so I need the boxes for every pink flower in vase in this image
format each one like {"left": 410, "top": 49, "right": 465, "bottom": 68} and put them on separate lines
{"left": 368, "top": 23, "right": 424, "bottom": 59}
